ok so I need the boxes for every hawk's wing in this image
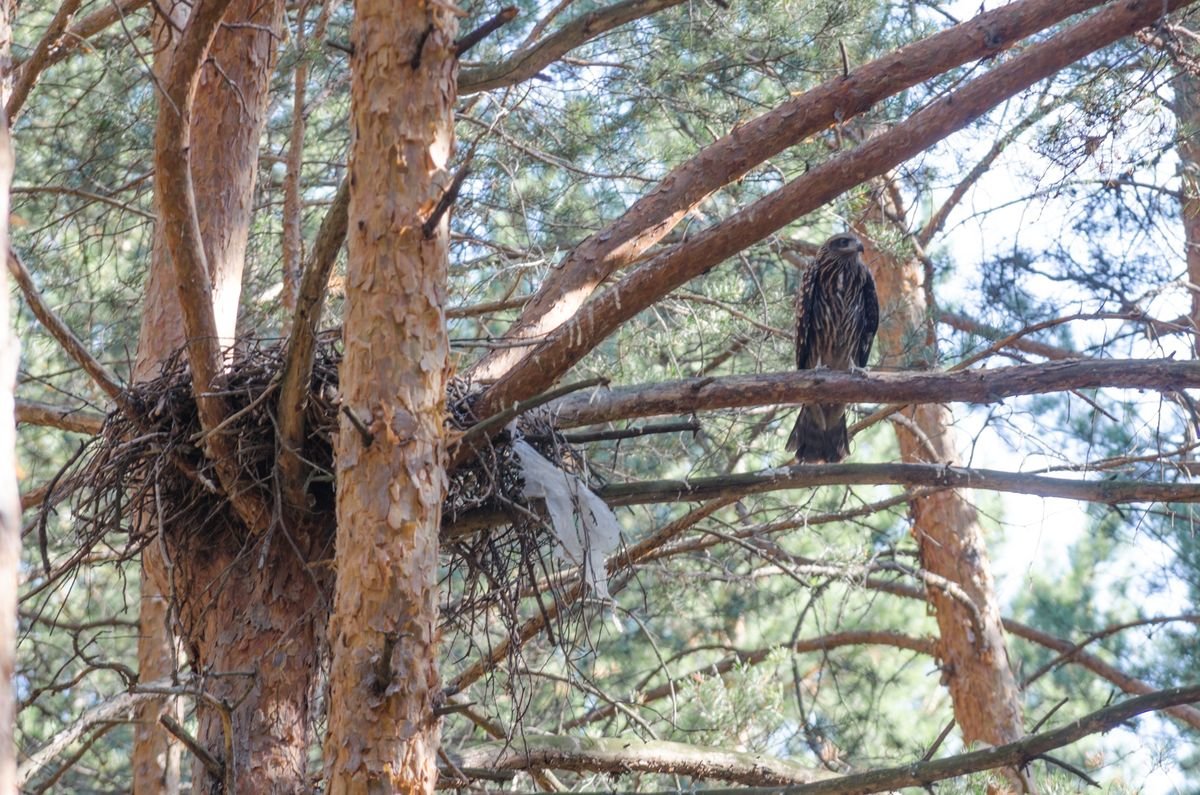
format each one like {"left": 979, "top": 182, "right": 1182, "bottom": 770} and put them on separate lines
{"left": 854, "top": 272, "right": 879, "bottom": 369}
{"left": 795, "top": 264, "right": 821, "bottom": 370}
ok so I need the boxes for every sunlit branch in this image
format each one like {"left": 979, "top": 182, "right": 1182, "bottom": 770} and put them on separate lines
{"left": 6, "top": 0, "right": 84, "bottom": 120}
{"left": 458, "top": 0, "right": 688, "bottom": 95}
{"left": 598, "top": 463, "right": 1200, "bottom": 506}
{"left": 15, "top": 398, "right": 104, "bottom": 434}
{"left": 548, "top": 359, "right": 1200, "bottom": 427}
{"left": 454, "top": 736, "right": 837, "bottom": 787}
{"left": 276, "top": 160, "right": 349, "bottom": 513}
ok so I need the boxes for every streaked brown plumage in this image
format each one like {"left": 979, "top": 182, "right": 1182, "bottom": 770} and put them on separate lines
{"left": 786, "top": 232, "right": 878, "bottom": 462}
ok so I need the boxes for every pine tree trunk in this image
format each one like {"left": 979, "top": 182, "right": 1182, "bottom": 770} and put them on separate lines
{"left": 323, "top": 1, "right": 457, "bottom": 791}
{"left": 857, "top": 209, "right": 1028, "bottom": 779}
{"left": 133, "top": 0, "right": 296, "bottom": 790}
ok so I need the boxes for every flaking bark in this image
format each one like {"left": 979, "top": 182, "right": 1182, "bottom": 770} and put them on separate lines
{"left": 323, "top": 0, "right": 457, "bottom": 792}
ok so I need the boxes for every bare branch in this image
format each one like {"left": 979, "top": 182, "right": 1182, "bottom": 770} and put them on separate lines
{"left": 10, "top": 0, "right": 149, "bottom": 74}
{"left": 458, "top": 0, "right": 687, "bottom": 95}
{"left": 455, "top": 735, "right": 837, "bottom": 787}
{"left": 470, "top": 0, "right": 1188, "bottom": 423}
{"left": 6, "top": 249, "right": 128, "bottom": 408}
{"left": 598, "top": 463, "right": 1200, "bottom": 506}
{"left": 548, "top": 359, "right": 1200, "bottom": 428}
{"left": 6, "top": 0, "right": 85, "bottom": 121}
{"left": 14, "top": 398, "right": 104, "bottom": 434}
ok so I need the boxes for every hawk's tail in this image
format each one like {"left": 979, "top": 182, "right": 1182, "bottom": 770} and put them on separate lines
{"left": 786, "top": 405, "right": 849, "bottom": 463}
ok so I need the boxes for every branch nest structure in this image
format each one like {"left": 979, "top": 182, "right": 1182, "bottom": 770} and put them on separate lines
{"left": 38, "top": 336, "right": 591, "bottom": 639}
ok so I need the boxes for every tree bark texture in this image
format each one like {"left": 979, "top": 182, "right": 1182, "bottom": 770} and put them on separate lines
{"left": 469, "top": 0, "right": 1194, "bottom": 427}
{"left": 468, "top": 0, "right": 1107, "bottom": 382}
{"left": 323, "top": 0, "right": 456, "bottom": 792}
{"left": 135, "top": 0, "right": 288, "bottom": 790}
{"left": 0, "top": 5, "right": 18, "bottom": 791}
{"left": 857, "top": 221, "right": 1027, "bottom": 757}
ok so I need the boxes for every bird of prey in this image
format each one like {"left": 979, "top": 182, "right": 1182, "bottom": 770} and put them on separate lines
{"left": 786, "top": 232, "right": 879, "bottom": 463}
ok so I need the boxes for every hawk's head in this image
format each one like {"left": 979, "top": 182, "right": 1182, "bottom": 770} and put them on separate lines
{"left": 823, "top": 233, "right": 865, "bottom": 258}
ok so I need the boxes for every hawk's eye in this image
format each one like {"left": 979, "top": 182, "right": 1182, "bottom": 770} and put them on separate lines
{"left": 834, "top": 237, "right": 848, "bottom": 247}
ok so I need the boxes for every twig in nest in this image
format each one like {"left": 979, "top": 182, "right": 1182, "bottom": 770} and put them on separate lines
{"left": 423, "top": 164, "right": 470, "bottom": 239}
{"left": 340, "top": 405, "right": 374, "bottom": 447}
{"left": 454, "top": 6, "right": 517, "bottom": 56}
{"left": 456, "top": 376, "right": 608, "bottom": 446}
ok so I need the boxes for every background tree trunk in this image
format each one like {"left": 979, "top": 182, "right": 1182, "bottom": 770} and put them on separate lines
{"left": 323, "top": 0, "right": 457, "bottom": 791}
{"left": 1175, "top": 55, "right": 1200, "bottom": 356}
{"left": 0, "top": 4, "right": 18, "bottom": 790}
{"left": 857, "top": 197, "right": 1028, "bottom": 764}
{"left": 132, "top": 0, "right": 293, "bottom": 790}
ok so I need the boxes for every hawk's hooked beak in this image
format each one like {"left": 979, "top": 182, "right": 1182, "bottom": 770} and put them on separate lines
{"left": 855, "top": 241, "right": 865, "bottom": 253}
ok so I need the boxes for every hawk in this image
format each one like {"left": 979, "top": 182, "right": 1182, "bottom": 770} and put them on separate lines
{"left": 786, "top": 232, "right": 879, "bottom": 463}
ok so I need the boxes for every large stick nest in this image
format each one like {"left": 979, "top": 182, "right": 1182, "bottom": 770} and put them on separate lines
{"left": 38, "top": 336, "right": 589, "bottom": 635}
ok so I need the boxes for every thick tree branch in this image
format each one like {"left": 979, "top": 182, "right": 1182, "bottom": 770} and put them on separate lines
{"left": 153, "top": 0, "right": 268, "bottom": 530}
{"left": 487, "top": 685, "right": 1200, "bottom": 795}
{"left": 276, "top": 176, "right": 348, "bottom": 512}
{"left": 548, "top": 359, "right": 1200, "bottom": 428}
{"left": 455, "top": 736, "right": 837, "bottom": 787}
{"left": 6, "top": 250, "right": 128, "bottom": 408}
{"left": 10, "top": 0, "right": 148, "bottom": 74}
{"left": 6, "top": 0, "right": 84, "bottom": 120}
{"left": 15, "top": 398, "right": 104, "bottom": 434}
{"left": 469, "top": 0, "right": 1109, "bottom": 381}
{"left": 471, "top": 0, "right": 1189, "bottom": 423}
{"left": 458, "top": 0, "right": 686, "bottom": 95}
{"left": 596, "top": 463, "right": 1200, "bottom": 506}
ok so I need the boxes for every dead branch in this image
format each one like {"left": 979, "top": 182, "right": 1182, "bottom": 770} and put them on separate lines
{"left": 470, "top": 0, "right": 1187, "bottom": 422}
{"left": 454, "top": 735, "right": 837, "bottom": 787}
{"left": 15, "top": 398, "right": 104, "bottom": 434}
{"left": 469, "top": 0, "right": 1109, "bottom": 382}
{"left": 459, "top": 685, "right": 1200, "bottom": 794}
{"left": 6, "top": 250, "right": 128, "bottom": 409}
{"left": 597, "top": 463, "right": 1200, "bottom": 506}
{"left": 547, "top": 359, "right": 1200, "bottom": 427}
{"left": 458, "top": 0, "right": 688, "bottom": 94}
{"left": 277, "top": 176, "right": 349, "bottom": 512}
